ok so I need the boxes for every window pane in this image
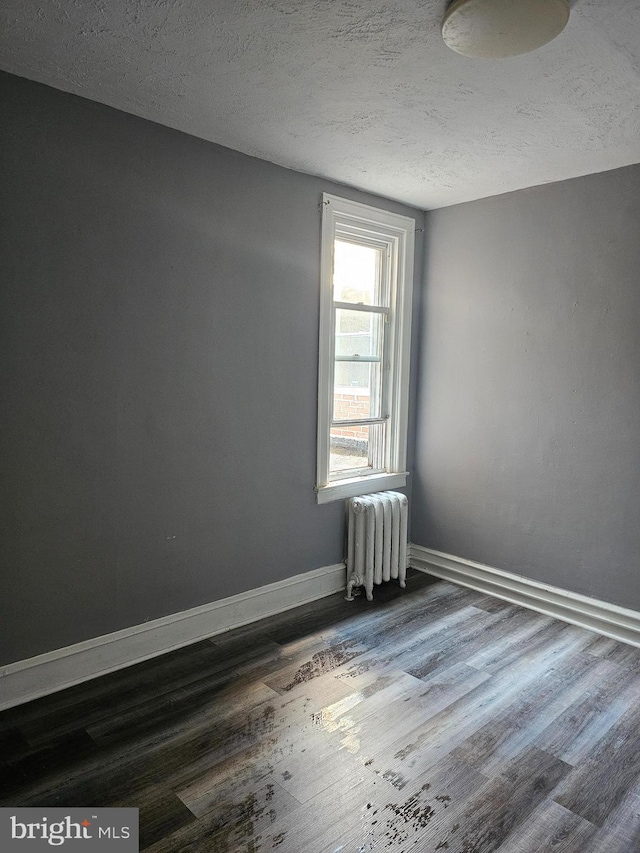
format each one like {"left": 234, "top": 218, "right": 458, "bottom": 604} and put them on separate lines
{"left": 333, "top": 365, "right": 381, "bottom": 420}
{"left": 335, "top": 309, "right": 382, "bottom": 358}
{"left": 333, "top": 240, "right": 384, "bottom": 306}
{"left": 334, "top": 309, "right": 383, "bottom": 421}
{"left": 329, "top": 423, "right": 386, "bottom": 479}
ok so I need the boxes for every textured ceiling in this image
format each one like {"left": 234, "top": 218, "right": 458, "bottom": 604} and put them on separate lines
{"left": 1, "top": 0, "right": 639, "bottom": 208}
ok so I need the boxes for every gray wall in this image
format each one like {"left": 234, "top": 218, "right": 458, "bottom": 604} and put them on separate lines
{"left": 413, "top": 164, "right": 640, "bottom": 610}
{"left": 0, "top": 71, "right": 423, "bottom": 665}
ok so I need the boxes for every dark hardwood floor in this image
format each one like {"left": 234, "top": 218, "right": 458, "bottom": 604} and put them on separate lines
{"left": 2, "top": 572, "right": 640, "bottom": 852}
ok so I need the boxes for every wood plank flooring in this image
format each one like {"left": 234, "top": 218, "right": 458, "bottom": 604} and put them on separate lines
{"left": 2, "top": 572, "right": 640, "bottom": 852}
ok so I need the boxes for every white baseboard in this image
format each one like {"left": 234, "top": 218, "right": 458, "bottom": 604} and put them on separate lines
{"left": 7, "top": 545, "right": 638, "bottom": 712}
{"left": 410, "top": 544, "right": 640, "bottom": 648}
{"left": 0, "top": 562, "right": 346, "bottom": 712}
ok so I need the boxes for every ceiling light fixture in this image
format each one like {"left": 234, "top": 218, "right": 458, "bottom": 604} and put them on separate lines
{"left": 442, "top": 0, "right": 570, "bottom": 59}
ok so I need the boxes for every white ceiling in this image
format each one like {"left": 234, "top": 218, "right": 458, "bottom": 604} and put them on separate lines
{"left": 1, "top": 0, "right": 639, "bottom": 209}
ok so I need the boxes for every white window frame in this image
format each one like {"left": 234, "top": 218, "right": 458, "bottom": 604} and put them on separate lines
{"left": 315, "top": 193, "right": 415, "bottom": 504}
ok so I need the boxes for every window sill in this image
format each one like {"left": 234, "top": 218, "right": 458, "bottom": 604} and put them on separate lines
{"left": 315, "top": 472, "right": 408, "bottom": 505}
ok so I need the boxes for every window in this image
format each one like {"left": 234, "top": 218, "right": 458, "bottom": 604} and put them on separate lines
{"left": 316, "top": 194, "right": 415, "bottom": 504}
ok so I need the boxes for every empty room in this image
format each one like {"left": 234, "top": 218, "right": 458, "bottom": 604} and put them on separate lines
{"left": 1, "top": 0, "right": 640, "bottom": 850}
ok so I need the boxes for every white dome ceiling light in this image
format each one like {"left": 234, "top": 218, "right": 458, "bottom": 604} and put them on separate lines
{"left": 442, "top": 0, "right": 570, "bottom": 59}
